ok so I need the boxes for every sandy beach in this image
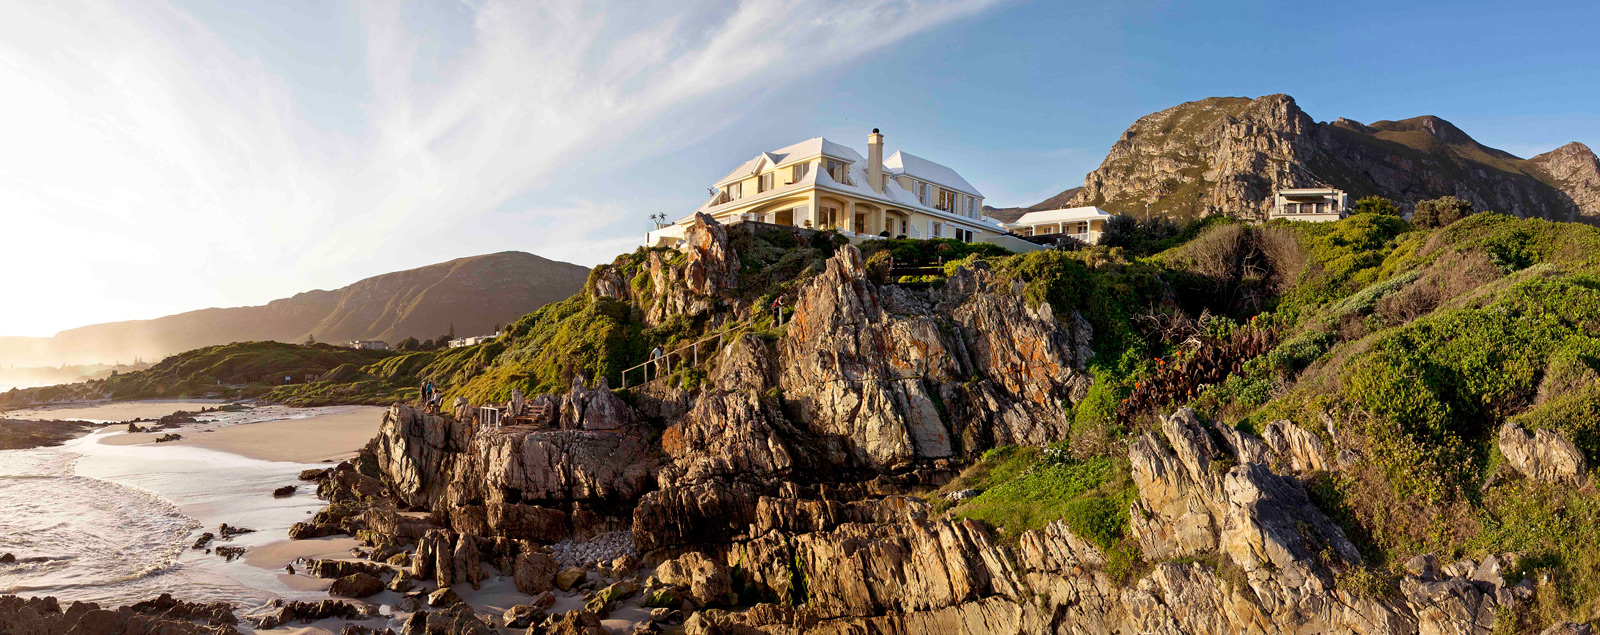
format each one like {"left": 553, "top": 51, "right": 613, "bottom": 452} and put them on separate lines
{"left": 3, "top": 399, "right": 224, "bottom": 423}
{"left": 101, "top": 408, "right": 384, "bottom": 463}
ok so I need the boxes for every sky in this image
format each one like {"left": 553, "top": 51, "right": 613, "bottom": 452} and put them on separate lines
{"left": 1, "top": 0, "right": 1596, "bottom": 338}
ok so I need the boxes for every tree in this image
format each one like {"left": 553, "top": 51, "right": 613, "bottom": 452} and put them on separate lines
{"left": 396, "top": 336, "right": 421, "bottom": 351}
{"left": 1099, "top": 215, "right": 1140, "bottom": 250}
{"left": 1412, "top": 196, "right": 1475, "bottom": 228}
{"left": 1100, "top": 214, "right": 1182, "bottom": 255}
{"left": 448, "top": 323, "right": 456, "bottom": 340}
{"left": 1352, "top": 196, "right": 1400, "bottom": 217}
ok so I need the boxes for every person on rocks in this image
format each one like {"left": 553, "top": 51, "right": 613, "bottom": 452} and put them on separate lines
{"left": 649, "top": 345, "right": 666, "bottom": 381}
{"left": 770, "top": 294, "right": 784, "bottom": 326}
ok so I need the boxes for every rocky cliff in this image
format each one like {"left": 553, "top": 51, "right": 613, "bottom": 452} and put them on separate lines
{"left": 1065, "top": 94, "right": 1600, "bottom": 222}
{"left": 295, "top": 215, "right": 1574, "bottom": 634}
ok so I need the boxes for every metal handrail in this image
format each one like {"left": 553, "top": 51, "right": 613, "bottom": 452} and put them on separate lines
{"left": 620, "top": 329, "right": 730, "bottom": 389}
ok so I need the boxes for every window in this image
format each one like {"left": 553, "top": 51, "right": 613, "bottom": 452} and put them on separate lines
{"left": 938, "top": 190, "right": 956, "bottom": 212}
{"left": 931, "top": 221, "right": 942, "bottom": 238}
{"left": 722, "top": 182, "right": 742, "bottom": 202}
{"left": 825, "top": 160, "right": 848, "bottom": 184}
{"left": 790, "top": 162, "right": 810, "bottom": 183}
{"left": 758, "top": 172, "right": 774, "bottom": 193}
{"left": 955, "top": 228, "right": 974, "bottom": 242}
{"left": 917, "top": 182, "right": 931, "bottom": 205}
{"left": 820, "top": 206, "right": 841, "bottom": 229}
{"left": 967, "top": 197, "right": 977, "bottom": 218}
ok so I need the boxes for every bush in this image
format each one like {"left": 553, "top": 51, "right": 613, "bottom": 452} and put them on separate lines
{"left": 1411, "top": 196, "right": 1475, "bottom": 228}
{"left": 1352, "top": 196, "right": 1401, "bottom": 217}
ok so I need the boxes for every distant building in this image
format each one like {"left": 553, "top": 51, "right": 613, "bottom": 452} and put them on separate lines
{"left": 449, "top": 333, "right": 501, "bottom": 349}
{"left": 347, "top": 340, "right": 390, "bottom": 351}
{"left": 1270, "top": 187, "right": 1349, "bottom": 222}
{"left": 647, "top": 129, "right": 1005, "bottom": 248}
{"left": 1002, "top": 206, "right": 1114, "bottom": 244}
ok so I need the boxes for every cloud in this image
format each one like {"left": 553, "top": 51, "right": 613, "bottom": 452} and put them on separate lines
{"left": 0, "top": 0, "right": 996, "bottom": 337}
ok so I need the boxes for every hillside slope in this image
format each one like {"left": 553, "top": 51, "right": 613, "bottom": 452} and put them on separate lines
{"left": 276, "top": 213, "right": 1600, "bottom": 634}
{"left": 0, "top": 251, "right": 588, "bottom": 367}
{"left": 1067, "top": 94, "right": 1600, "bottom": 222}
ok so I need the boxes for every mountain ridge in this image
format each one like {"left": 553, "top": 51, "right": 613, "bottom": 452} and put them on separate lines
{"left": 0, "top": 251, "right": 589, "bottom": 367}
{"left": 1060, "top": 94, "right": 1600, "bottom": 222}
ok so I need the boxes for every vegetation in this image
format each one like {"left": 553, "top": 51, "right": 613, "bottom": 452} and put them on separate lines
{"left": 1351, "top": 195, "right": 1400, "bottom": 217}
{"left": 0, "top": 341, "right": 396, "bottom": 406}
{"left": 1410, "top": 195, "right": 1477, "bottom": 228}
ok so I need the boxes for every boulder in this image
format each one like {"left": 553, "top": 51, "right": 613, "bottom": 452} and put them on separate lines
{"left": 329, "top": 573, "right": 384, "bottom": 599}
{"left": 426, "top": 586, "right": 462, "bottom": 608}
{"left": 545, "top": 609, "right": 609, "bottom": 635}
{"left": 503, "top": 604, "right": 546, "bottom": 629}
{"left": 513, "top": 549, "right": 559, "bottom": 594}
{"left": 654, "top": 552, "right": 733, "bottom": 607}
{"left": 555, "top": 566, "right": 587, "bottom": 592}
{"left": 1499, "top": 422, "right": 1586, "bottom": 484}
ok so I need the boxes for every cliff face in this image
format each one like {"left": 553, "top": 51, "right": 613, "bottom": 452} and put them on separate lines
{"left": 347, "top": 218, "right": 1543, "bottom": 633}
{"left": 1068, "top": 94, "right": 1600, "bottom": 222}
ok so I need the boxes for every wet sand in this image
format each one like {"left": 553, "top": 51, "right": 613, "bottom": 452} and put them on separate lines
{"left": 4, "top": 399, "right": 224, "bottom": 423}
{"left": 101, "top": 408, "right": 384, "bottom": 463}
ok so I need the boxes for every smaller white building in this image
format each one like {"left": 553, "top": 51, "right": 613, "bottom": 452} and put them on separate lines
{"left": 1002, "top": 206, "right": 1114, "bottom": 244}
{"left": 1270, "top": 188, "right": 1348, "bottom": 222}
{"left": 347, "top": 340, "right": 390, "bottom": 351}
{"left": 449, "top": 333, "right": 501, "bottom": 349}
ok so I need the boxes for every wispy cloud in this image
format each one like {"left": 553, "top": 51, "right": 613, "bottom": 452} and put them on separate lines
{"left": 0, "top": 0, "right": 996, "bottom": 336}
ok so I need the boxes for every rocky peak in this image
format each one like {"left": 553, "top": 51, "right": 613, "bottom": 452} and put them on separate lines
{"left": 645, "top": 212, "right": 739, "bottom": 326}
{"left": 1530, "top": 141, "right": 1600, "bottom": 219}
{"left": 1067, "top": 93, "right": 1600, "bottom": 222}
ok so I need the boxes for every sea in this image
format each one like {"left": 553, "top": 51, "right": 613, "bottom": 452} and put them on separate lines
{"left": 0, "top": 405, "right": 362, "bottom": 609}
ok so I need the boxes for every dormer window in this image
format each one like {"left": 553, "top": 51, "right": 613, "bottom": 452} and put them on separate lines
{"left": 938, "top": 190, "right": 956, "bottom": 212}
{"left": 721, "top": 182, "right": 742, "bottom": 202}
{"left": 758, "top": 172, "right": 775, "bottom": 193}
{"left": 917, "top": 182, "right": 930, "bottom": 205}
{"left": 825, "top": 159, "right": 848, "bottom": 184}
{"left": 790, "top": 162, "right": 809, "bottom": 183}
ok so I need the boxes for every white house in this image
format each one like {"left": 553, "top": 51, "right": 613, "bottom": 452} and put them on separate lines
{"left": 1002, "top": 206, "right": 1114, "bottom": 244}
{"left": 648, "top": 129, "right": 1009, "bottom": 248}
{"left": 1270, "top": 188, "right": 1349, "bottom": 222}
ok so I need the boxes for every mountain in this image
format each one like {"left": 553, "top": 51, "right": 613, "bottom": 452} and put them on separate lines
{"left": 982, "top": 186, "right": 1083, "bottom": 223}
{"left": 1064, "top": 94, "right": 1600, "bottom": 221}
{"left": 0, "top": 251, "right": 589, "bottom": 367}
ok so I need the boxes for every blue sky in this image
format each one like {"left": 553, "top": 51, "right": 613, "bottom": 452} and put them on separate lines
{"left": 1, "top": 0, "right": 1595, "bottom": 337}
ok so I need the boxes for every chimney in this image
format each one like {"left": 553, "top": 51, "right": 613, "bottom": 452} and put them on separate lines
{"left": 867, "top": 128, "right": 884, "bottom": 193}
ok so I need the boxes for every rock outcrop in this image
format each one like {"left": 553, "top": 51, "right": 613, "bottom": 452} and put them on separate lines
{"left": 646, "top": 213, "right": 740, "bottom": 326}
{"left": 0, "top": 593, "right": 241, "bottom": 634}
{"left": 1067, "top": 94, "right": 1600, "bottom": 222}
{"left": 1498, "top": 422, "right": 1586, "bottom": 484}
{"left": 345, "top": 234, "right": 1545, "bottom": 635}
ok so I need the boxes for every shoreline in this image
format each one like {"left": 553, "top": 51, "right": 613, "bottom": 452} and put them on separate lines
{"left": 0, "top": 400, "right": 390, "bottom": 615}
{"left": 100, "top": 406, "right": 383, "bottom": 464}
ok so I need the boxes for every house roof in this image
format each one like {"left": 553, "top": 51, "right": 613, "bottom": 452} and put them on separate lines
{"left": 1006, "top": 206, "right": 1113, "bottom": 227}
{"left": 713, "top": 137, "right": 859, "bottom": 187}
{"left": 883, "top": 151, "right": 982, "bottom": 198}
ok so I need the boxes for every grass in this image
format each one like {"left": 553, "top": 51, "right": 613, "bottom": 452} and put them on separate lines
{"left": 941, "top": 446, "right": 1138, "bottom": 549}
